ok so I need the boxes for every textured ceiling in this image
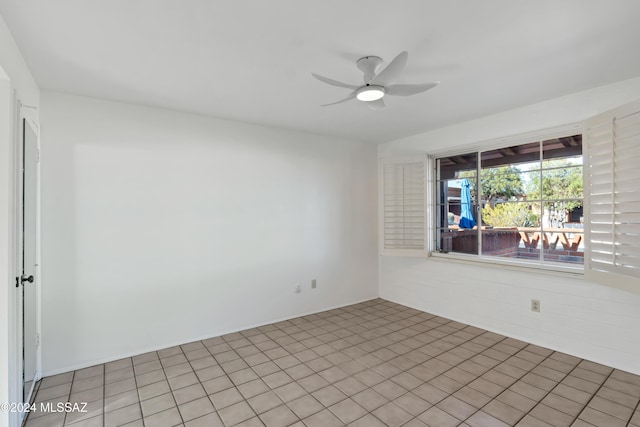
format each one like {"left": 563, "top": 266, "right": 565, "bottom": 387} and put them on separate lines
{"left": 1, "top": 0, "right": 640, "bottom": 143}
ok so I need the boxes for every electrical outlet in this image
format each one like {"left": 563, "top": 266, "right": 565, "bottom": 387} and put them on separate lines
{"left": 311, "top": 279, "right": 316, "bottom": 289}
{"left": 295, "top": 284, "right": 301, "bottom": 294}
{"left": 531, "top": 299, "right": 540, "bottom": 312}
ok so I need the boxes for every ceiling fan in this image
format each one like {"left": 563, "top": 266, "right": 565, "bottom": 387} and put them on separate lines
{"left": 312, "top": 51, "right": 439, "bottom": 110}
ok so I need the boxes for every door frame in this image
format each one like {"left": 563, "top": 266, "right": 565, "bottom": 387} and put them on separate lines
{"left": 14, "top": 102, "right": 41, "bottom": 425}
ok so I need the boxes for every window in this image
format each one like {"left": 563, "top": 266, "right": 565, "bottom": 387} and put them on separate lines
{"left": 435, "top": 135, "right": 584, "bottom": 267}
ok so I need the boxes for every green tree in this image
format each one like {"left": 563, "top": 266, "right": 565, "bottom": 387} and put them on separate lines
{"left": 459, "top": 166, "right": 524, "bottom": 206}
{"left": 527, "top": 160, "right": 583, "bottom": 227}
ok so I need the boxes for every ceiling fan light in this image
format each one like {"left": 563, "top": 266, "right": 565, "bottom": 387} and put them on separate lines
{"left": 356, "top": 85, "right": 385, "bottom": 101}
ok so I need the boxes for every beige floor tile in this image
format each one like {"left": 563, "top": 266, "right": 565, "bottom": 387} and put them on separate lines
{"left": 328, "top": 398, "right": 367, "bottom": 424}
{"left": 353, "top": 369, "right": 386, "bottom": 387}
{"left": 272, "top": 381, "right": 306, "bottom": 403}
{"left": 259, "top": 404, "right": 298, "bottom": 427}
{"left": 135, "top": 369, "right": 166, "bottom": 387}
{"left": 466, "top": 410, "right": 511, "bottom": 427}
{"left": 352, "top": 388, "right": 388, "bottom": 412}
{"left": 237, "top": 379, "right": 270, "bottom": 399}
{"left": 105, "top": 366, "right": 134, "bottom": 384}
{"left": 189, "top": 356, "right": 217, "bottom": 371}
{"left": 528, "top": 403, "right": 574, "bottom": 427}
{"left": 497, "top": 389, "right": 537, "bottom": 413}
{"left": 201, "top": 375, "right": 233, "bottom": 395}
{"left": 509, "top": 381, "right": 549, "bottom": 402}
{"left": 540, "top": 393, "right": 585, "bottom": 417}
{"left": 437, "top": 395, "right": 476, "bottom": 420}
{"left": 297, "top": 374, "right": 329, "bottom": 393}
{"left": 184, "top": 412, "right": 224, "bottom": 427}
{"left": 164, "top": 362, "right": 193, "bottom": 379}
{"left": 168, "top": 372, "right": 199, "bottom": 391}
{"left": 262, "top": 371, "right": 292, "bottom": 389}
{"left": 373, "top": 379, "right": 408, "bottom": 400}
{"left": 348, "top": 413, "right": 388, "bottom": 427}
{"left": 232, "top": 415, "right": 264, "bottom": 427}
{"left": 332, "top": 376, "right": 366, "bottom": 397}
{"left": 252, "top": 361, "right": 280, "bottom": 377}
{"left": 143, "top": 406, "right": 182, "bottom": 427}
{"left": 287, "top": 394, "right": 323, "bottom": 419}
{"left": 34, "top": 383, "right": 71, "bottom": 402}
{"left": 605, "top": 377, "right": 640, "bottom": 398}
{"left": 69, "top": 384, "right": 103, "bottom": 404}
{"left": 132, "top": 352, "right": 158, "bottom": 365}
{"left": 133, "top": 360, "right": 162, "bottom": 376}
{"left": 587, "top": 396, "right": 634, "bottom": 420}
{"left": 418, "top": 406, "right": 461, "bottom": 427}
{"left": 104, "top": 403, "right": 142, "bottom": 427}
{"left": 218, "top": 401, "right": 256, "bottom": 426}
{"left": 173, "top": 383, "right": 207, "bottom": 406}
{"left": 247, "top": 390, "right": 282, "bottom": 414}
{"left": 64, "top": 399, "right": 103, "bottom": 425}
{"left": 209, "top": 387, "right": 243, "bottom": 410}
{"left": 138, "top": 380, "right": 171, "bottom": 401}
{"left": 105, "top": 389, "right": 139, "bottom": 412}
{"left": 578, "top": 407, "right": 627, "bottom": 427}
{"left": 372, "top": 401, "right": 413, "bottom": 426}
{"left": 161, "top": 353, "right": 188, "bottom": 368}
{"left": 453, "top": 386, "right": 492, "bottom": 409}
{"left": 140, "top": 392, "right": 176, "bottom": 417}
{"left": 65, "top": 414, "right": 103, "bottom": 427}
{"left": 302, "top": 408, "right": 343, "bottom": 427}
{"left": 74, "top": 365, "right": 104, "bottom": 380}
{"left": 177, "top": 396, "right": 214, "bottom": 422}
{"left": 483, "top": 399, "right": 525, "bottom": 425}
{"left": 195, "top": 365, "right": 225, "bottom": 382}
{"left": 229, "top": 368, "right": 259, "bottom": 386}
{"left": 401, "top": 418, "right": 429, "bottom": 427}
{"left": 39, "top": 372, "right": 74, "bottom": 390}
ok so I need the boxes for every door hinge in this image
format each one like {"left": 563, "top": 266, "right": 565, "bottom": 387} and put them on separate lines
{"left": 36, "top": 333, "right": 40, "bottom": 348}
{"left": 36, "top": 148, "right": 40, "bottom": 162}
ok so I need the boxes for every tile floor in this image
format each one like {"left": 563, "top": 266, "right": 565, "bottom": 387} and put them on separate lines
{"left": 24, "top": 299, "right": 640, "bottom": 427}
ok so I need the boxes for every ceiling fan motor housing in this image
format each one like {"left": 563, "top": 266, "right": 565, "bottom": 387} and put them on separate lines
{"left": 356, "top": 56, "right": 383, "bottom": 82}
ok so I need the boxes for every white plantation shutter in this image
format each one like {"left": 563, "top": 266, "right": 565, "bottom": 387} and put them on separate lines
{"left": 584, "top": 100, "right": 640, "bottom": 285}
{"left": 383, "top": 161, "right": 425, "bottom": 251}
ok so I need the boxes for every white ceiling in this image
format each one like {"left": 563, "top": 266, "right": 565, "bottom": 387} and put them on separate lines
{"left": 2, "top": 0, "right": 640, "bottom": 143}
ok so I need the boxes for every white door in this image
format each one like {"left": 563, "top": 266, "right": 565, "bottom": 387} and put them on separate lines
{"left": 20, "top": 118, "right": 38, "bottom": 405}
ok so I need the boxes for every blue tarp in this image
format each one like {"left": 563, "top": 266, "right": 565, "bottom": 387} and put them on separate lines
{"left": 459, "top": 178, "right": 476, "bottom": 229}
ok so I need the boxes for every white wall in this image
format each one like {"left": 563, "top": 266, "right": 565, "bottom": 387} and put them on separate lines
{"left": 379, "top": 76, "right": 640, "bottom": 375}
{"left": 0, "top": 13, "right": 39, "bottom": 427}
{"left": 40, "top": 92, "right": 378, "bottom": 375}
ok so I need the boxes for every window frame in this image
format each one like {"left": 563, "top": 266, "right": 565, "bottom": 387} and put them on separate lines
{"left": 427, "top": 123, "right": 585, "bottom": 275}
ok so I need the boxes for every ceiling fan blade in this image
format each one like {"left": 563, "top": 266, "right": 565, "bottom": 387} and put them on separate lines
{"left": 366, "top": 98, "right": 385, "bottom": 110}
{"left": 386, "top": 82, "right": 439, "bottom": 96}
{"left": 370, "top": 51, "right": 408, "bottom": 86}
{"left": 311, "top": 73, "right": 359, "bottom": 90}
{"left": 320, "top": 92, "right": 357, "bottom": 107}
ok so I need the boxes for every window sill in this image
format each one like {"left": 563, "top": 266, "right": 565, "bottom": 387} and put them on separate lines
{"left": 381, "top": 249, "right": 427, "bottom": 258}
{"left": 429, "top": 251, "right": 584, "bottom": 278}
